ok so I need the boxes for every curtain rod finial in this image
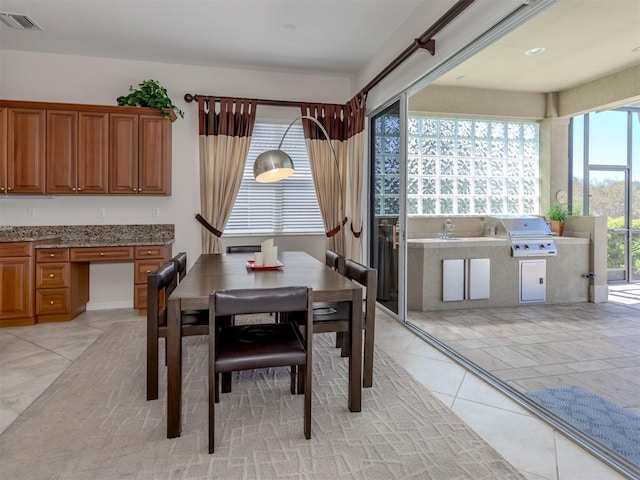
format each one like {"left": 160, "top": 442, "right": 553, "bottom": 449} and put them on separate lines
{"left": 184, "top": 93, "right": 196, "bottom": 103}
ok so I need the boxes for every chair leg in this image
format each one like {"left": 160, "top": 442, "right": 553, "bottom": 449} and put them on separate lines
{"left": 335, "top": 332, "right": 343, "bottom": 348}
{"left": 214, "top": 373, "right": 220, "bottom": 404}
{"left": 297, "top": 365, "right": 304, "bottom": 395}
{"left": 304, "top": 361, "right": 312, "bottom": 440}
{"left": 164, "top": 337, "right": 168, "bottom": 366}
{"left": 221, "top": 372, "right": 232, "bottom": 393}
{"left": 290, "top": 366, "right": 297, "bottom": 394}
{"left": 363, "top": 321, "right": 375, "bottom": 388}
{"left": 147, "top": 334, "right": 159, "bottom": 401}
{"left": 340, "top": 331, "right": 349, "bottom": 357}
{"left": 209, "top": 373, "right": 216, "bottom": 453}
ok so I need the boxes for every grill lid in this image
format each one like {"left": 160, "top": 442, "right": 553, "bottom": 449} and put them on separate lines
{"left": 487, "top": 215, "right": 553, "bottom": 239}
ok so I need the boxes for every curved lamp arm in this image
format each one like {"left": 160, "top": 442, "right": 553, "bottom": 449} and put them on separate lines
{"left": 253, "top": 115, "right": 345, "bottom": 249}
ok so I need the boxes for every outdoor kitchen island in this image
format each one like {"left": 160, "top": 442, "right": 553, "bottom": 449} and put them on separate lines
{"left": 406, "top": 215, "right": 605, "bottom": 312}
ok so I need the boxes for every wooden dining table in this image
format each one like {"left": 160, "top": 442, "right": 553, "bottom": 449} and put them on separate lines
{"left": 166, "top": 251, "right": 363, "bottom": 438}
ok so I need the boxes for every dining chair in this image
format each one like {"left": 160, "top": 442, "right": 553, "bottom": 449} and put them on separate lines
{"left": 208, "top": 286, "right": 313, "bottom": 453}
{"left": 170, "top": 251, "right": 187, "bottom": 284}
{"left": 226, "top": 245, "right": 261, "bottom": 254}
{"left": 146, "top": 261, "right": 210, "bottom": 401}
{"left": 310, "top": 258, "right": 377, "bottom": 388}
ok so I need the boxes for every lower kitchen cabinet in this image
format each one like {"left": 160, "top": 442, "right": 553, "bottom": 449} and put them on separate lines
{"left": 35, "top": 248, "right": 89, "bottom": 322}
{"left": 0, "top": 242, "right": 35, "bottom": 326}
{"left": 442, "top": 258, "right": 490, "bottom": 302}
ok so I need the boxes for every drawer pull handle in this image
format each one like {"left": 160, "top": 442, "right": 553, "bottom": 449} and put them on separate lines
{"left": 49, "top": 274, "right": 55, "bottom": 278}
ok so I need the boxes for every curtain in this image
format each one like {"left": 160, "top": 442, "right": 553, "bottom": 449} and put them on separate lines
{"left": 199, "top": 97, "right": 257, "bottom": 253}
{"left": 301, "top": 92, "right": 366, "bottom": 259}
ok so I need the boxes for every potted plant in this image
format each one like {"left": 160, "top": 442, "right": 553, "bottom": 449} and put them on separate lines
{"left": 546, "top": 203, "right": 568, "bottom": 236}
{"left": 117, "top": 79, "right": 184, "bottom": 120}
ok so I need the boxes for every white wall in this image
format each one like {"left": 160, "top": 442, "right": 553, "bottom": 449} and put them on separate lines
{"left": 0, "top": 50, "right": 351, "bottom": 308}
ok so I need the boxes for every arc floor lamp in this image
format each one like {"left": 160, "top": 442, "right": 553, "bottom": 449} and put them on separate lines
{"left": 253, "top": 115, "right": 345, "bottom": 251}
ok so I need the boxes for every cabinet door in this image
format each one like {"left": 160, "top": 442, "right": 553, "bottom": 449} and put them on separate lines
{"left": 520, "top": 260, "right": 546, "bottom": 303}
{"left": 442, "top": 259, "right": 465, "bottom": 301}
{"left": 109, "top": 113, "right": 139, "bottom": 194}
{"left": 7, "top": 108, "right": 46, "bottom": 193}
{"left": 46, "top": 110, "right": 78, "bottom": 194}
{"left": 78, "top": 112, "right": 109, "bottom": 194}
{"left": 468, "top": 258, "right": 490, "bottom": 300}
{"left": 0, "top": 107, "right": 7, "bottom": 193}
{"left": 139, "top": 114, "right": 171, "bottom": 194}
{"left": 0, "top": 257, "right": 33, "bottom": 320}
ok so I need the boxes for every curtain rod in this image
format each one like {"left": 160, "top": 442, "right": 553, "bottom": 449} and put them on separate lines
{"left": 184, "top": 0, "right": 475, "bottom": 106}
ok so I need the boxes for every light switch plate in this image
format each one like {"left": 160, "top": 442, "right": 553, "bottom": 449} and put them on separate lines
{"left": 152, "top": 208, "right": 160, "bottom": 217}
{"left": 97, "top": 208, "right": 106, "bottom": 218}
{"left": 27, "top": 207, "right": 36, "bottom": 218}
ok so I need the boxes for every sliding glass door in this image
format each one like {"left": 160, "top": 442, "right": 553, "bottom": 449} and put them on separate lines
{"left": 369, "top": 98, "right": 406, "bottom": 319}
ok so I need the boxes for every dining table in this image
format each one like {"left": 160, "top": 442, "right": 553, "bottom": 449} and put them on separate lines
{"left": 166, "top": 250, "right": 363, "bottom": 438}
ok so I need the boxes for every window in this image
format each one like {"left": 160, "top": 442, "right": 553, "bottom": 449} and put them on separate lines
{"left": 401, "top": 116, "right": 540, "bottom": 216}
{"left": 226, "top": 122, "right": 325, "bottom": 235}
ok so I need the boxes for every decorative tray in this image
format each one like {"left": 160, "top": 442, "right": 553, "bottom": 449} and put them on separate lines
{"left": 246, "top": 259, "right": 284, "bottom": 270}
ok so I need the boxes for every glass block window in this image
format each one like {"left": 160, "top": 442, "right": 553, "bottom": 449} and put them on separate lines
{"left": 406, "top": 116, "right": 540, "bottom": 216}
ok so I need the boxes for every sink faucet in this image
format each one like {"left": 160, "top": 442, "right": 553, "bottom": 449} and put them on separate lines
{"left": 441, "top": 218, "right": 455, "bottom": 239}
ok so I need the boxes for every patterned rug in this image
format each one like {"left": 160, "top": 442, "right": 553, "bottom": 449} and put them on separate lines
{"left": 526, "top": 385, "right": 640, "bottom": 467}
{"left": 0, "top": 318, "right": 524, "bottom": 479}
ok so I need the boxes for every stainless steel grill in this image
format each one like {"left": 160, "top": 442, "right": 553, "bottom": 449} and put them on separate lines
{"left": 487, "top": 216, "right": 558, "bottom": 257}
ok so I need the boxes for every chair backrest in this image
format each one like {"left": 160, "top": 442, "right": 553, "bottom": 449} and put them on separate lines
{"left": 212, "top": 286, "right": 311, "bottom": 317}
{"left": 147, "top": 261, "right": 176, "bottom": 328}
{"left": 344, "top": 259, "right": 377, "bottom": 314}
{"left": 226, "top": 245, "right": 261, "bottom": 254}
{"left": 171, "top": 252, "right": 187, "bottom": 284}
{"left": 325, "top": 249, "right": 345, "bottom": 275}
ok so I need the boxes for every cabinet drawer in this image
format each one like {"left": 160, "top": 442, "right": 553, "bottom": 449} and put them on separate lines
{"left": 36, "top": 289, "right": 69, "bottom": 315}
{"left": 134, "top": 258, "right": 165, "bottom": 284}
{"left": 134, "top": 245, "right": 167, "bottom": 259}
{"left": 36, "top": 263, "right": 69, "bottom": 288}
{"left": 0, "top": 242, "right": 32, "bottom": 257}
{"left": 134, "top": 284, "right": 147, "bottom": 310}
{"left": 36, "top": 248, "right": 70, "bottom": 263}
{"left": 70, "top": 246, "right": 134, "bottom": 262}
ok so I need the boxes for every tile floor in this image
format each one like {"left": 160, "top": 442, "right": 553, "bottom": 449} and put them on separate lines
{"left": 0, "top": 295, "right": 635, "bottom": 479}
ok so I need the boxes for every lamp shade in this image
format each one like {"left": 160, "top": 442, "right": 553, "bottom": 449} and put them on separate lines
{"left": 253, "top": 149, "right": 295, "bottom": 183}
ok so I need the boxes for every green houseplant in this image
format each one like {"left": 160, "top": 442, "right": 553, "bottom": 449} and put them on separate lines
{"left": 546, "top": 203, "right": 568, "bottom": 236}
{"left": 117, "top": 79, "right": 184, "bottom": 120}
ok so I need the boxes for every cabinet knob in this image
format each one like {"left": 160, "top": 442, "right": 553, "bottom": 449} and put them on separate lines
{"left": 100, "top": 252, "right": 104, "bottom": 256}
{"left": 49, "top": 273, "right": 55, "bottom": 278}
{"left": 72, "top": 187, "right": 76, "bottom": 191}
{"left": 0, "top": 187, "right": 4, "bottom": 192}
{"left": 77, "top": 188, "right": 82, "bottom": 191}
{"left": 146, "top": 269, "right": 151, "bottom": 273}
{"left": 7, "top": 187, "right": 12, "bottom": 191}
{"left": 50, "top": 253, "right": 55, "bottom": 257}
{"left": 147, "top": 250, "right": 152, "bottom": 255}
{"left": 50, "top": 301, "right": 54, "bottom": 305}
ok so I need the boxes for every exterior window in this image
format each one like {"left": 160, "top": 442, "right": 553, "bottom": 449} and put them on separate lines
{"left": 226, "top": 122, "right": 324, "bottom": 235}
{"left": 399, "top": 116, "right": 540, "bottom": 216}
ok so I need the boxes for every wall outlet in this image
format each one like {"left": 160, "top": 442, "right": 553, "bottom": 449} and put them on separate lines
{"left": 152, "top": 208, "right": 160, "bottom": 217}
{"left": 97, "top": 208, "right": 106, "bottom": 218}
{"left": 27, "top": 208, "right": 36, "bottom": 218}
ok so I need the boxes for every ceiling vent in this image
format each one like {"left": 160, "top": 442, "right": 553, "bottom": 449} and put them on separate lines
{"left": 0, "top": 12, "right": 42, "bottom": 30}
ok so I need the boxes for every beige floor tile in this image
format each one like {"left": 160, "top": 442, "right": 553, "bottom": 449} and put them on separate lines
{"left": 451, "top": 397, "right": 558, "bottom": 480}
{"left": 395, "top": 352, "right": 467, "bottom": 396}
{"left": 554, "top": 433, "right": 628, "bottom": 480}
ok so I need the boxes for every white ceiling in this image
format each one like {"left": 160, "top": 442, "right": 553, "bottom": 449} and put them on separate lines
{"left": 0, "top": 0, "right": 639, "bottom": 94}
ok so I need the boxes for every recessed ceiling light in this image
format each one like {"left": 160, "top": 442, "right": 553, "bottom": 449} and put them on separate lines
{"left": 283, "top": 24, "right": 296, "bottom": 31}
{"left": 525, "top": 47, "right": 545, "bottom": 56}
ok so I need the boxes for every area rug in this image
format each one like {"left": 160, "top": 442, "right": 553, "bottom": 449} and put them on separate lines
{"left": 526, "top": 385, "right": 640, "bottom": 467}
{"left": 0, "top": 319, "right": 524, "bottom": 479}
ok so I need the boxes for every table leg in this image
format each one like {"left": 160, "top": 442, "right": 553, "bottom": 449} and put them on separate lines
{"left": 348, "top": 287, "right": 363, "bottom": 412}
{"left": 167, "top": 298, "right": 182, "bottom": 438}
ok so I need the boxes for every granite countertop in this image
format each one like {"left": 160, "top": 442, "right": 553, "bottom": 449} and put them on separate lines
{"left": 0, "top": 225, "right": 175, "bottom": 247}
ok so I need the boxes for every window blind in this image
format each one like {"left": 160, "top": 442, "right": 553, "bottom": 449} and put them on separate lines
{"left": 226, "top": 122, "right": 325, "bottom": 235}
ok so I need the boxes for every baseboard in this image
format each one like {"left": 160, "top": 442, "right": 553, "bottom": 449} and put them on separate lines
{"left": 86, "top": 301, "right": 132, "bottom": 311}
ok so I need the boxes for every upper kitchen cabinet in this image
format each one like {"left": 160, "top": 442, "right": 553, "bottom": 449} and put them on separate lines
{"left": 46, "top": 110, "right": 109, "bottom": 194}
{"left": 109, "top": 112, "right": 172, "bottom": 195}
{"left": 0, "top": 100, "right": 174, "bottom": 196}
{"left": 2, "top": 106, "right": 46, "bottom": 194}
